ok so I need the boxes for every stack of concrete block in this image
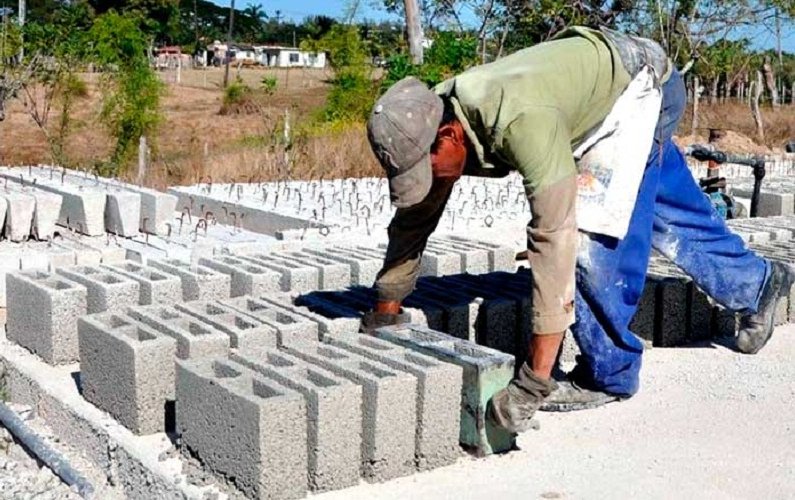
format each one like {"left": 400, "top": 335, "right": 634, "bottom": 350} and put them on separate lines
{"left": 127, "top": 304, "right": 231, "bottom": 360}
{"left": 6, "top": 270, "right": 87, "bottom": 364}
{"left": 198, "top": 256, "right": 281, "bottom": 297}
{"left": 78, "top": 312, "right": 176, "bottom": 434}
{"left": 221, "top": 296, "right": 319, "bottom": 346}
{"left": 230, "top": 348, "right": 362, "bottom": 493}
{"left": 176, "top": 358, "right": 308, "bottom": 500}
{"left": 372, "top": 324, "right": 515, "bottom": 457}
{"left": 176, "top": 300, "right": 278, "bottom": 349}
{"left": 727, "top": 215, "right": 795, "bottom": 243}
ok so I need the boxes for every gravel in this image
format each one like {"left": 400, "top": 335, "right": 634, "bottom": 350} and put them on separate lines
{"left": 0, "top": 425, "right": 81, "bottom": 500}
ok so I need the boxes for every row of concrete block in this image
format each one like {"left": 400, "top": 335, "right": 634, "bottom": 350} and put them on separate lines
{"left": 726, "top": 215, "right": 795, "bottom": 243}
{"left": 0, "top": 167, "right": 178, "bottom": 236}
{"left": 730, "top": 182, "right": 795, "bottom": 217}
{"left": 0, "top": 183, "right": 62, "bottom": 242}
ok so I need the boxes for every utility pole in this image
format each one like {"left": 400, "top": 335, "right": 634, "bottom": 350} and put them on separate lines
{"left": 403, "top": 0, "right": 423, "bottom": 64}
{"left": 222, "top": 0, "right": 235, "bottom": 88}
{"left": 17, "top": 0, "right": 23, "bottom": 61}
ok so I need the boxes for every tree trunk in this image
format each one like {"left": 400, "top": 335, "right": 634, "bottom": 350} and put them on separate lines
{"left": 791, "top": 81, "right": 795, "bottom": 106}
{"left": 750, "top": 71, "right": 764, "bottom": 141}
{"left": 404, "top": 0, "right": 424, "bottom": 64}
{"left": 762, "top": 56, "right": 780, "bottom": 108}
{"left": 710, "top": 78, "right": 718, "bottom": 105}
{"left": 691, "top": 76, "right": 701, "bottom": 136}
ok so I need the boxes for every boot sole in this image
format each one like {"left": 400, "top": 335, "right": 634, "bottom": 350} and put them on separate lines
{"left": 539, "top": 394, "right": 623, "bottom": 413}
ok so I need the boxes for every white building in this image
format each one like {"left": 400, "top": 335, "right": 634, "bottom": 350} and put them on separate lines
{"left": 256, "top": 46, "right": 326, "bottom": 69}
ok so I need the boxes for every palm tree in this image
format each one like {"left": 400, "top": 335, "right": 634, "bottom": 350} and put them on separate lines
{"left": 243, "top": 4, "right": 267, "bottom": 24}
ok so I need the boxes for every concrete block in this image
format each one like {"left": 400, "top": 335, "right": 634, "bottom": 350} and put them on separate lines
{"left": 198, "top": 256, "right": 281, "bottom": 298}
{"left": 78, "top": 313, "right": 176, "bottom": 434}
{"left": 149, "top": 259, "right": 231, "bottom": 301}
{"left": 237, "top": 253, "right": 318, "bottom": 293}
{"left": 0, "top": 251, "right": 21, "bottom": 307}
{"left": 232, "top": 348, "right": 362, "bottom": 492}
{"left": 257, "top": 295, "right": 360, "bottom": 337}
{"left": 417, "top": 248, "right": 463, "bottom": 277}
{"left": 176, "top": 300, "right": 277, "bottom": 349}
{"left": 277, "top": 252, "right": 351, "bottom": 290}
{"left": 427, "top": 240, "right": 489, "bottom": 275}
{"left": 446, "top": 236, "right": 515, "bottom": 271}
{"left": 19, "top": 250, "right": 49, "bottom": 271}
{"left": 373, "top": 324, "right": 515, "bottom": 456}
{"left": 42, "top": 184, "right": 106, "bottom": 236}
{"left": 52, "top": 241, "right": 102, "bottom": 266}
{"left": 286, "top": 342, "right": 417, "bottom": 482}
{"left": 56, "top": 266, "right": 140, "bottom": 314}
{"left": 0, "top": 197, "right": 7, "bottom": 234}
{"left": 46, "top": 247, "right": 76, "bottom": 270}
{"left": 127, "top": 305, "right": 230, "bottom": 360}
{"left": 629, "top": 278, "right": 657, "bottom": 342}
{"left": 104, "top": 190, "right": 141, "bottom": 237}
{"left": 221, "top": 296, "right": 319, "bottom": 346}
{"left": 29, "top": 189, "right": 62, "bottom": 240}
{"left": 654, "top": 278, "right": 688, "bottom": 347}
{"left": 301, "top": 248, "right": 380, "bottom": 286}
{"left": 324, "top": 334, "right": 462, "bottom": 470}
{"left": 2, "top": 192, "right": 35, "bottom": 242}
{"left": 733, "top": 189, "right": 794, "bottom": 217}
{"left": 6, "top": 271, "right": 87, "bottom": 364}
{"left": 688, "top": 283, "right": 713, "bottom": 342}
{"left": 176, "top": 358, "right": 307, "bottom": 500}
{"left": 131, "top": 187, "right": 177, "bottom": 235}
{"left": 103, "top": 261, "right": 183, "bottom": 305}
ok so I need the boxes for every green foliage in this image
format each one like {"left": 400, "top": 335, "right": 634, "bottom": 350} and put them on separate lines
{"left": 0, "top": 18, "right": 23, "bottom": 60}
{"left": 303, "top": 25, "right": 377, "bottom": 123}
{"left": 260, "top": 75, "right": 277, "bottom": 95}
{"left": 223, "top": 76, "right": 252, "bottom": 106}
{"left": 89, "top": 11, "right": 163, "bottom": 175}
{"left": 383, "top": 31, "right": 478, "bottom": 89}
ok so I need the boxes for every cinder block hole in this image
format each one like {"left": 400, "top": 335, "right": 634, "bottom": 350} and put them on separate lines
{"left": 164, "top": 400, "right": 176, "bottom": 434}
{"left": 306, "top": 370, "right": 338, "bottom": 388}
{"left": 213, "top": 361, "right": 241, "bottom": 379}
{"left": 119, "top": 263, "right": 142, "bottom": 272}
{"left": 98, "top": 274, "right": 123, "bottom": 284}
{"left": 358, "top": 362, "right": 394, "bottom": 378}
{"left": 452, "top": 344, "right": 490, "bottom": 358}
{"left": 195, "top": 269, "right": 215, "bottom": 276}
{"left": 187, "top": 323, "right": 212, "bottom": 336}
{"left": 264, "top": 352, "right": 294, "bottom": 367}
{"left": 204, "top": 304, "right": 226, "bottom": 315}
{"left": 42, "top": 280, "right": 73, "bottom": 291}
{"left": 273, "top": 313, "right": 296, "bottom": 325}
{"left": 357, "top": 337, "right": 391, "bottom": 351}
{"left": 316, "top": 346, "right": 348, "bottom": 360}
{"left": 403, "top": 330, "right": 443, "bottom": 344}
{"left": 81, "top": 267, "right": 99, "bottom": 275}
{"left": 105, "top": 315, "right": 131, "bottom": 329}
{"left": 156, "top": 308, "right": 180, "bottom": 320}
{"left": 148, "top": 273, "right": 167, "bottom": 282}
{"left": 124, "top": 327, "right": 157, "bottom": 342}
{"left": 242, "top": 266, "right": 263, "bottom": 273}
{"left": 29, "top": 271, "right": 51, "bottom": 281}
{"left": 234, "top": 317, "right": 257, "bottom": 330}
{"left": 404, "top": 353, "right": 438, "bottom": 367}
{"left": 252, "top": 379, "right": 283, "bottom": 399}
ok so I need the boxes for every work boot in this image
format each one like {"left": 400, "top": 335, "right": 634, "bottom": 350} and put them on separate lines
{"left": 359, "top": 310, "right": 411, "bottom": 335}
{"left": 736, "top": 261, "right": 795, "bottom": 354}
{"left": 539, "top": 377, "right": 623, "bottom": 412}
{"left": 487, "top": 362, "right": 557, "bottom": 433}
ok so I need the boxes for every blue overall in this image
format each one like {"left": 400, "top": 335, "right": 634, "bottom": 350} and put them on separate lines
{"left": 569, "top": 70, "right": 770, "bottom": 396}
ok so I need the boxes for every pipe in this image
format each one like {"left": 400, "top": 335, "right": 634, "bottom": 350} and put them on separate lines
{"left": 0, "top": 401, "right": 95, "bottom": 498}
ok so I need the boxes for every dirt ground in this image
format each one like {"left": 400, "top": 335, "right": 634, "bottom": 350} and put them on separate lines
{"left": 317, "top": 325, "right": 795, "bottom": 500}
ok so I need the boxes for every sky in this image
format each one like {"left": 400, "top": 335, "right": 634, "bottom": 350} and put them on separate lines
{"left": 207, "top": 0, "right": 794, "bottom": 52}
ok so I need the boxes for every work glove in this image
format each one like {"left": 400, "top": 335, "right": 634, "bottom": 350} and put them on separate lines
{"left": 360, "top": 310, "right": 411, "bottom": 334}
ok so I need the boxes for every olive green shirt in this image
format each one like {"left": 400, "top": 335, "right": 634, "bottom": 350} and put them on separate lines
{"left": 434, "top": 27, "right": 633, "bottom": 192}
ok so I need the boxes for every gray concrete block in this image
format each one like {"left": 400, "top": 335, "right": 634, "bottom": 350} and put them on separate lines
{"left": 43, "top": 184, "right": 106, "bottom": 236}
{"left": 446, "top": 236, "right": 515, "bottom": 271}
{"left": 324, "top": 334, "right": 462, "bottom": 471}
{"left": 26, "top": 188, "right": 62, "bottom": 240}
{"left": 176, "top": 300, "right": 278, "bottom": 349}
{"left": 654, "top": 278, "right": 688, "bottom": 347}
{"left": 733, "top": 189, "right": 794, "bottom": 217}
{"left": 56, "top": 266, "right": 140, "bottom": 314}
{"left": 231, "top": 348, "right": 362, "bottom": 492}
{"left": 2, "top": 192, "right": 35, "bottom": 242}
{"left": 127, "top": 305, "right": 230, "bottom": 360}
{"left": 688, "top": 283, "right": 713, "bottom": 342}
{"left": 52, "top": 241, "right": 102, "bottom": 266}
{"left": 103, "top": 261, "right": 183, "bottom": 305}
{"left": 277, "top": 252, "right": 351, "bottom": 290}
{"left": 149, "top": 259, "right": 231, "bottom": 301}
{"left": 46, "top": 247, "right": 76, "bottom": 270}
{"left": 198, "top": 256, "right": 281, "bottom": 298}
{"left": 237, "top": 253, "right": 318, "bottom": 293}
{"left": 176, "top": 358, "right": 307, "bottom": 500}
{"left": 130, "top": 187, "right": 177, "bottom": 235}
{"left": 222, "top": 296, "right": 320, "bottom": 346}
{"left": 78, "top": 313, "right": 176, "bottom": 434}
{"left": 713, "top": 306, "right": 737, "bottom": 338}
{"left": 629, "top": 278, "right": 657, "bottom": 342}
{"left": 19, "top": 250, "right": 49, "bottom": 271}
{"left": 6, "top": 271, "right": 87, "bottom": 364}
{"left": 286, "top": 342, "right": 417, "bottom": 482}
{"left": 256, "top": 295, "right": 360, "bottom": 338}
{"left": 0, "top": 251, "right": 21, "bottom": 307}
{"left": 373, "top": 324, "right": 515, "bottom": 456}
{"left": 427, "top": 240, "right": 489, "bottom": 275}
{"left": 301, "top": 248, "right": 380, "bottom": 286}
{"left": 416, "top": 248, "right": 463, "bottom": 277}
{"left": 104, "top": 190, "right": 141, "bottom": 237}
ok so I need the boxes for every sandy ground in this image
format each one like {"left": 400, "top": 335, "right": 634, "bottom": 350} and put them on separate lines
{"left": 317, "top": 325, "right": 795, "bottom": 500}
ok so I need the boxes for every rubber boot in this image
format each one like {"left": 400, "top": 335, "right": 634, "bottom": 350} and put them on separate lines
{"left": 487, "top": 362, "right": 557, "bottom": 434}
{"left": 736, "top": 261, "right": 795, "bottom": 354}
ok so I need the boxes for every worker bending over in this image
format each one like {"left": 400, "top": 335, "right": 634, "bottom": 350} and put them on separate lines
{"left": 362, "top": 27, "right": 795, "bottom": 432}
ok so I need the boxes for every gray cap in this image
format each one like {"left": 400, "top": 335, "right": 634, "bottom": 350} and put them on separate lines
{"left": 367, "top": 77, "right": 444, "bottom": 208}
